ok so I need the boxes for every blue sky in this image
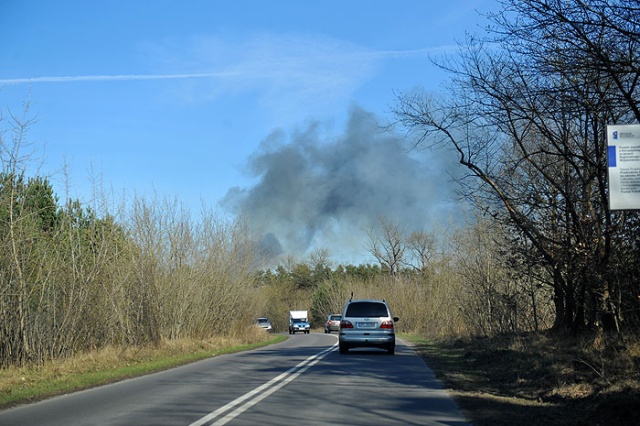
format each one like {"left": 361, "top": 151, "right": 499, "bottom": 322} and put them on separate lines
{"left": 1, "top": 1, "right": 495, "bottom": 263}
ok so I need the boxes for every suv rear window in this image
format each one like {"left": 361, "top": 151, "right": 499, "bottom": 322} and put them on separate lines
{"left": 345, "top": 302, "right": 388, "bottom": 317}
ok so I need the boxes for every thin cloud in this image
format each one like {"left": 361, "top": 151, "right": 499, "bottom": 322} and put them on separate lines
{"left": 0, "top": 36, "right": 457, "bottom": 130}
{"left": 374, "top": 46, "right": 459, "bottom": 58}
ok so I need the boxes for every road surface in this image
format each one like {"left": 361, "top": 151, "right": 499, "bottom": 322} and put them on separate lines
{"left": 0, "top": 333, "right": 469, "bottom": 425}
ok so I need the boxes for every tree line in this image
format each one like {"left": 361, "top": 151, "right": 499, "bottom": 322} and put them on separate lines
{"left": 0, "top": 111, "right": 265, "bottom": 367}
{"left": 254, "top": 215, "right": 556, "bottom": 339}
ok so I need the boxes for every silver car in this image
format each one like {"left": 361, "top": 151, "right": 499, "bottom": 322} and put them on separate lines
{"left": 324, "top": 314, "right": 342, "bottom": 333}
{"left": 338, "top": 299, "right": 398, "bottom": 355}
{"left": 255, "top": 317, "right": 272, "bottom": 332}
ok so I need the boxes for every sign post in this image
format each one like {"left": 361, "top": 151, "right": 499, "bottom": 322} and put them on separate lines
{"left": 607, "top": 124, "right": 640, "bottom": 210}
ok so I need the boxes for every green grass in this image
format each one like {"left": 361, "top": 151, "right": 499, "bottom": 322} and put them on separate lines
{"left": 0, "top": 335, "right": 286, "bottom": 408}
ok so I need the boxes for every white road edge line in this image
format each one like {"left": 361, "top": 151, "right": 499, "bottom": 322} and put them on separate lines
{"left": 189, "top": 343, "right": 338, "bottom": 426}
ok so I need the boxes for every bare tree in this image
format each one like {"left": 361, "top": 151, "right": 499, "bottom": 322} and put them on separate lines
{"left": 405, "top": 230, "right": 437, "bottom": 272}
{"left": 366, "top": 216, "right": 406, "bottom": 275}
{"left": 0, "top": 106, "right": 47, "bottom": 365}
{"left": 394, "top": 0, "right": 640, "bottom": 340}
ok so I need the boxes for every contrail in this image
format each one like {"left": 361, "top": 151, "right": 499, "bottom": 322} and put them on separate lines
{"left": 0, "top": 46, "right": 454, "bottom": 87}
{"left": 0, "top": 71, "right": 239, "bottom": 86}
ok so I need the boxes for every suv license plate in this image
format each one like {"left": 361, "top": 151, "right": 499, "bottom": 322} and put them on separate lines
{"left": 357, "top": 322, "right": 376, "bottom": 328}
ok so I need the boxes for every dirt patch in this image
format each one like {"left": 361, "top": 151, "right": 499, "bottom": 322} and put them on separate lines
{"left": 410, "top": 332, "right": 640, "bottom": 426}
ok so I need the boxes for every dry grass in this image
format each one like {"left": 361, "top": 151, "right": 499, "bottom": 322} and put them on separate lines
{"left": 405, "top": 331, "right": 640, "bottom": 425}
{"left": 0, "top": 328, "right": 283, "bottom": 409}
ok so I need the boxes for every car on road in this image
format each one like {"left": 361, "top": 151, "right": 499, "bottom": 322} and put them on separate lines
{"left": 288, "top": 317, "right": 310, "bottom": 334}
{"left": 339, "top": 299, "right": 398, "bottom": 355}
{"left": 324, "top": 314, "right": 342, "bottom": 333}
{"left": 255, "top": 317, "right": 272, "bottom": 332}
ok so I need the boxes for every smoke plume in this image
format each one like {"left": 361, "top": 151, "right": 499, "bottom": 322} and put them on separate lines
{"left": 221, "top": 106, "right": 461, "bottom": 263}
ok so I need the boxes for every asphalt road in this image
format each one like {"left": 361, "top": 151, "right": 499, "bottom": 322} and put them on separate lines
{"left": 0, "top": 333, "right": 469, "bottom": 425}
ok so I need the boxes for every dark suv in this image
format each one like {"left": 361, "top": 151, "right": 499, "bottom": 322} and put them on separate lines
{"left": 339, "top": 299, "right": 399, "bottom": 355}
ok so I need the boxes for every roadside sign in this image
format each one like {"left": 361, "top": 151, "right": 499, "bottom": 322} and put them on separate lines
{"left": 607, "top": 124, "right": 640, "bottom": 210}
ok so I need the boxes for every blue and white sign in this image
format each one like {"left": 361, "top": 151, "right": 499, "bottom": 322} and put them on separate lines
{"left": 607, "top": 124, "right": 640, "bottom": 210}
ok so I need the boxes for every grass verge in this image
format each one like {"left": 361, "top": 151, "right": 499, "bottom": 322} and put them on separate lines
{"left": 0, "top": 334, "right": 286, "bottom": 409}
{"left": 402, "top": 332, "right": 640, "bottom": 426}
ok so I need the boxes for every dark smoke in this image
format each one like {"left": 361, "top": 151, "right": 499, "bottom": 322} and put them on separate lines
{"left": 221, "top": 106, "right": 461, "bottom": 262}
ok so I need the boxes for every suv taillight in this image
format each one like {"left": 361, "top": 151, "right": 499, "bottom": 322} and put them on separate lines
{"left": 380, "top": 320, "right": 394, "bottom": 329}
{"left": 340, "top": 320, "right": 353, "bottom": 329}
